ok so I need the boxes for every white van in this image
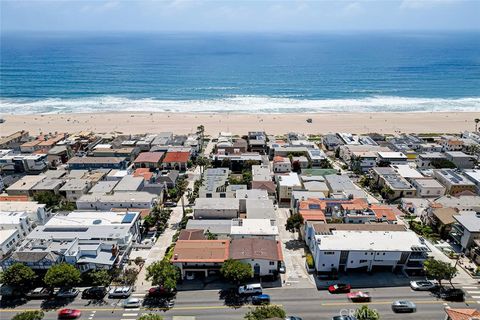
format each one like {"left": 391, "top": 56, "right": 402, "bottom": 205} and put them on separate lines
{"left": 238, "top": 283, "right": 262, "bottom": 295}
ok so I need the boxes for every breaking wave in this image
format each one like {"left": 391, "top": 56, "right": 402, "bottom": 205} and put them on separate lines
{"left": 1, "top": 95, "right": 480, "bottom": 114}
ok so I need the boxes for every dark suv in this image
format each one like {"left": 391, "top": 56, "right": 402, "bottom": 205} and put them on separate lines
{"left": 438, "top": 288, "right": 464, "bottom": 301}
{"left": 81, "top": 287, "right": 107, "bottom": 300}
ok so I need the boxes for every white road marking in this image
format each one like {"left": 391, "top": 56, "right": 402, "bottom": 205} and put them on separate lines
{"left": 467, "top": 291, "right": 480, "bottom": 294}
{"left": 463, "top": 286, "right": 477, "bottom": 289}
{"left": 122, "top": 313, "right": 139, "bottom": 316}
{"left": 131, "top": 293, "right": 145, "bottom": 297}
{"left": 471, "top": 296, "right": 480, "bottom": 299}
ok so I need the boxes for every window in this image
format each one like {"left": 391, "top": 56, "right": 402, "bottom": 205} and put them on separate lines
{"left": 359, "top": 260, "right": 367, "bottom": 263}
{"left": 383, "top": 253, "right": 385, "bottom": 255}
{"left": 322, "top": 264, "right": 325, "bottom": 267}
{"left": 206, "top": 193, "right": 212, "bottom": 198}
{"left": 324, "top": 251, "right": 335, "bottom": 255}
{"left": 220, "top": 193, "right": 226, "bottom": 198}
{"left": 269, "top": 261, "right": 275, "bottom": 265}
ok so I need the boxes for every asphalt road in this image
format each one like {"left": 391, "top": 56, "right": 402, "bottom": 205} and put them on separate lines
{"left": 1, "top": 286, "right": 476, "bottom": 320}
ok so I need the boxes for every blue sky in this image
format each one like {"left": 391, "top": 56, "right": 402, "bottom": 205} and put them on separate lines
{"left": 1, "top": 0, "right": 479, "bottom": 32}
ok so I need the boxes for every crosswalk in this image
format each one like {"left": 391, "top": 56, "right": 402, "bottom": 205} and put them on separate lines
{"left": 462, "top": 284, "right": 480, "bottom": 303}
{"left": 121, "top": 308, "right": 139, "bottom": 320}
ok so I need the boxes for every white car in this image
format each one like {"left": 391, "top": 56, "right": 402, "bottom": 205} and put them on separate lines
{"left": 410, "top": 280, "right": 438, "bottom": 291}
{"left": 109, "top": 286, "right": 132, "bottom": 298}
{"left": 56, "top": 288, "right": 79, "bottom": 298}
{"left": 123, "top": 297, "right": 141, "bottom": 308}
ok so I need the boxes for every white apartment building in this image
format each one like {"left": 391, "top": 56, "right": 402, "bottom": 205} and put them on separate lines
{"left": 312, "top": 230, "right": 428, "bottom": 274}
{"left": 230, "top": 218, "right": 278, "bottom": 240}
{"left": 277, "top": 172, "right": 302, "bottom": 203}
{"left": 76, "top": 192, "right": 157, "bottom": 210}
{"left": 410, "top": 178, "right": 446, "bottom": 198}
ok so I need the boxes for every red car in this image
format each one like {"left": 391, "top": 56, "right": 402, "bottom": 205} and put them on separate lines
{"left": 328, "top": 283, "right": 351, "bottom": 294}
{"left": 58, "top": 309, "right": 81, "bottom": 319}
{"left": 347, "top": 291, "right": 371, "bottom": 302}
{"left": 148, "top": 287, "right": 176, "bottom": 298}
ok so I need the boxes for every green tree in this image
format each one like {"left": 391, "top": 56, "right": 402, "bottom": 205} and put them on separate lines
{"left": 0, "top": 263, "right": 37, "bottom": 289}
{"left": 146, "top": 260, "right": 180, "bottom": 290}
{"left": 423, "top": 258, "right": 458, "bottom": 287}
{"left": 85, "top": 269, "right": 111, "bottom": 287}
{"left": 138, "top": 314, "right": 164, "bottom": 320}
{"left": 33, "top": 192, "right": 61, "bottom": 209}
{"left": 285, "top": 213, "right": 304, "bottom": 234}
{"left": 319, "top": 159, "right": 333, "bottom": 169}
{"left": 431, "top": 159, "right": 456, "bottom": 169}
{"left": 244, "top": 305, "right": 286, "bottom": 320}
{"left": 196, "top": 156, "right": 210, "bottom": 174}
{"left": 205, "top": 230, "right": 218, "bottom": 240}
{"left": 220, "top": 259, "right": 253, "bottom": 284}
{"left": 354, "top": 305, "right": 380, "bottom": 320}
{"left": 12, "top": 311, "right": 44, "bottom": 320}
{"left": 44, "top": 263, "right": 81, "bottom": 288}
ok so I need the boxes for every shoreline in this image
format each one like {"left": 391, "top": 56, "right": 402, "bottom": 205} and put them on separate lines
{"left": 1, "top": 112, "right": 478, "bottom": 136}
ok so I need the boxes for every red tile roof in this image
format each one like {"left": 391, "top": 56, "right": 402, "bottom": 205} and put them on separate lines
{"left": 251, "top": 181, "right": 276, "bottom": 193}
{"left": 0, "top": 195, "right": 30, "bottom": 202}
{"left": 369, "top": 204, "right": 400, "bottom": 222}
{"left": 171, "top": 240, "right": 229, "bottom": 263}
{"left": 133, "top": 168, "right": 154, "bottom": 181}
{"left": 134, "top": 152, "right": 164, "bottom": 164}
{"left": 163, "top": 152, "right": 190, "bottom": 163}
{"left": 230, "top": 238, "right": 283, "bottom": 261}
{"left": 445, "top": 308, "right": 480, "bottom": 320}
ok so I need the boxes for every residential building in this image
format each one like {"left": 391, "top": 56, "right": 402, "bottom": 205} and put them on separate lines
{"left": 6, "top": 175, "right": 46, "bottom": 196}
{"left": 59, "top": 179, "right": 91, "bottom": 201}
{"left": 273, "top": 156, "right": 292, "bottom": 173}
{"left": 193, "top": 198, "right": 240, "bottom": 219}
{"left": 248, "top": 131, "right": 267, "bottom": 154}
{"left": 199, "top": 168, "right": 233, "bottom": 198}
{"left": 423, "top": 206, "right": 458, "bottom": 238}
{"left": 229, "top": 238, "right": 283, "bottom": 277}
{"left": 251, "top": 181, "right": 277, "bottom": 199}
{"left": 433, "top": 169, "right": 477, "bottom": 195}
{"left": 390, "top": 164, "right": 423, "bottom": 180}
{"left": 0, "top": 211, "right": 34, "bottom": 238}
{"left": 186, "top": 220, "right": 231, "bottom": 239}
{"left": 444, "top": 308, "right": 480, "bottom": 320}
{"left": 230, "top": 218, "right": 278, "bottom": 240}
{"left": 401, "top": 198, "right": 431, "bottom": 217}
{"left": 277, "top": 172, "right": 302, "bottom": 203}
{"left": 156, "top": 170, "right": 179, "bottom": 188}
{"left": 91, "top": 147, "right": 138, "bottom": 161}
{"left": 0, "top": 152, "right": 48, "bottom": 173}
{"left": 440, "top": 137, "right": 464, "bottom": 151}
{"left": 216, "top": 138, "right": 248, "bottom": 155}
{"left": 464, "top": 170, "right": 480, "bottom": 193}
{"left": 419, "top": 143, "right": 443, "bottom": 153}
{"left": 311, "top": 229, "right": 428, "bottom": 274}
{"left": 291, "top": 156, "right": 309, "bottom": 169}
{"left": 324, "top": 174, "right": 367, "bottom": 199}
{"left": 307, "top": 149, "right": 327, "bottom": 167}
{"left": 451, "top": 211, "right": 480, "bottom": 252}
{"left": 410, "top": 178, "right": 446, "bottom": 198}
{"left": 371, "top": 167, "right": 416, "bottom": 200}
{"left": 434, "top": 195, "right": 480, "bottom": 211}
{"left": 0, "top": 131, "right": 29, "bottom": 150}
{"left": 252, "top": 164, "right": 272, "bottom": 182}
{"left": 322, "top": 134, "right": 344, "bottom": 151}
{"left": 76, "top": 192, "right": 157, "bottom": 210}
{"left": 416, "top": 152, "right": 447, "bottom": 169}
{"left": 171, "top": 240, "right": 230, "bottom": 279}
{"left": 67, "top": 156, "right": 127, "bottom": 170}
{"left": 0, "top": 201, "right": 49, "bottom": 224}
{"left": 31, "top": 178, "right": 64, "bottom": 195}
{"left": 133, "top": 152, "right": 164, "bottom": 168}
{"left": 88, "top": 180, "right": 118, "bottom": 194}
{"left": 162, "top": 151, "right": 190, "bottom": 171}
{"left": 445, "top": 151, "right": 476, "bottom": 169}
{"left": 0, "top": 229, "right": 20, "bottom": 258}
{"left": 377, "top": 152, "right": 408, "bottom": 165}
{"left": 113, "top": 175, "right": 145, "bottom": 192}
{"left": 2, "top": 211, "right": 141, "bottom": 272}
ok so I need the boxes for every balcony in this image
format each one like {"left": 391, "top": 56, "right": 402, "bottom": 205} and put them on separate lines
{"left": 409, "top": 252, "right": 428, "bottom": 261}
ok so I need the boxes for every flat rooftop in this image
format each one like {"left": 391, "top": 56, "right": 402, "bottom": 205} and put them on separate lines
{"left": 315, "top": 230, "right": 427, "bottom": 252}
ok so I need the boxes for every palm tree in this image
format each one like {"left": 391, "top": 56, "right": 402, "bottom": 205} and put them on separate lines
{"left": 475, "top": 118, "right": 480, "bottom": 132}
{"left": 196, "top": 156, "right": 210, "bottom": 174}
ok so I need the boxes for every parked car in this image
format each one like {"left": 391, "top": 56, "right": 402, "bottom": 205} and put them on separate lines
{"left": 347, "top": 291, "right": 371, "bottom": 302}
{"left": 328, "top": 283, "right": 351, "bottom": 294}
{"left": 285, "top": 317, "right": 303, "bottom": 320}
{"left": 109, "top": 286, "right": 132, "bottom": 298}
{"left": 238, "top": 283, "right": 263, "bottom": 295}
{"left": 58, "top": 309, "right": 82, "bottom": 319}
{"left": 164, "top": 201, "right": 177, "bottom": 207}
{"left": 332, "top": 317, "right": 357, "bottom": 320}
{"left": 81, "top": 287, "right": 107, "bottom": 300}
{"left": 123, "top": 297, "right": 142, "bottom": 308}
{"left": 438, "top": 288, "right": 465, "bottom": 301}
{"left": 148, "top": 287, "right": 177, "bottom": 298}
{"left": 391, "top": 300, "right": 417, "bottom": 313}
{"left": 56, "top": 288, "right": 79, "bottom": 299}
{"left": 26, "top": 287, "right": 52, "bottom": 299}
{"left": 252, "top": 294, "right": 271, "bottom": 305}
{"left": 410, "top": 280, "right": 437, "bottom": 291}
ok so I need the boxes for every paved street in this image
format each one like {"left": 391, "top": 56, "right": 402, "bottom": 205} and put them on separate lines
{"left": 1, "top": 286, "right": 476, "bottom": 320}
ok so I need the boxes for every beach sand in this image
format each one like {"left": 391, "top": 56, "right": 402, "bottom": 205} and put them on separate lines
{"left": 1, "top": 112, "right": 478, "bottom": 136}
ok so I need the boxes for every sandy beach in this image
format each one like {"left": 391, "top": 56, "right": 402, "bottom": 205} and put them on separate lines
{"left": 1, "top": 112, "right": 478, "bottom": 136}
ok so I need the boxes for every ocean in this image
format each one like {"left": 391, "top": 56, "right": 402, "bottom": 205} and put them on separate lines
{"left": 1, "top": 32, "right": 479, "bottom": 114}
